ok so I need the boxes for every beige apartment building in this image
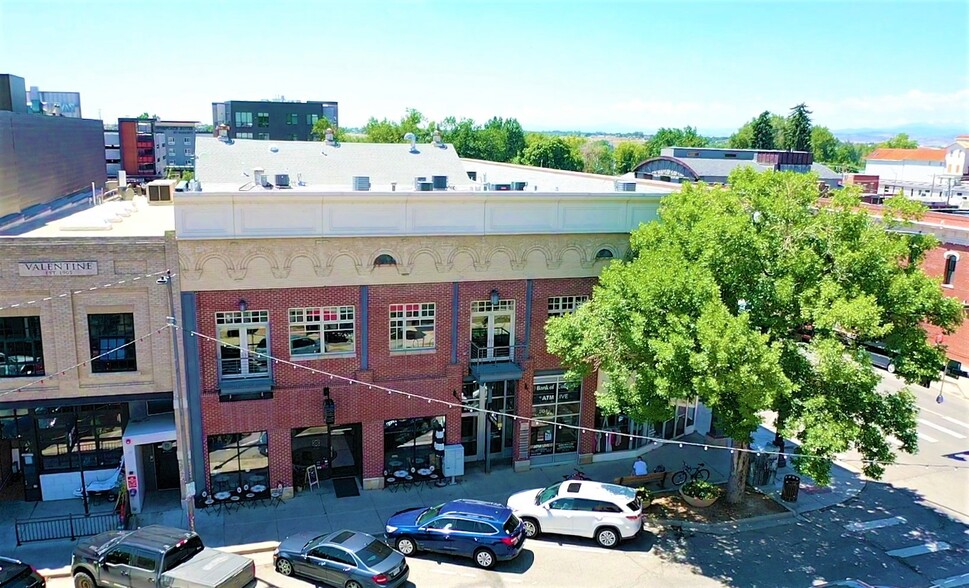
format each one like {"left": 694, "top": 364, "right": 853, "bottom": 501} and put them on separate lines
{"left": 0, "top": 195, "right": 186, "bottom": 515}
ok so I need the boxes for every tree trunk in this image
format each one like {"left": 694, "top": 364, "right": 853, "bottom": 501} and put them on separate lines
{"left": 726, "top": 438, "right": 750, "bottom": 505}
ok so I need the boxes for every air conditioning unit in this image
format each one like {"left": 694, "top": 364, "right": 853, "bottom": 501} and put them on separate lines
{"left": 147, "top": 183, "right": 172, "bottom": 202}
{"left": 614, "top": 181, "right": 636, "bottom": 192}
{"left": 353, "top": 176, "right": 371, "bottom": 191}
{"left": 275, "top": 174, "right": 291, "bottom": 188}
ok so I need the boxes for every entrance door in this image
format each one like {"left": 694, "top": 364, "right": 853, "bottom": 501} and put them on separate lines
{"left": 462, "top": 381, "right": 517, "bottom": 462}
{"left": 153, "top": 442, "right": 179, "bottom": 490}
{"left": 470, "top": 300, "right": 515, "bottom": 361}
{"left": 328, "top": 424, "right": 362, "bottom": 479}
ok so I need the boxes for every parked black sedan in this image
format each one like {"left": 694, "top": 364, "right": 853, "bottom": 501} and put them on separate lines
{"left": 0, "top": 556, "right": 45, "bottom": 588}
{"left": 273, "top": 530, "right": 408, "bottom": 588}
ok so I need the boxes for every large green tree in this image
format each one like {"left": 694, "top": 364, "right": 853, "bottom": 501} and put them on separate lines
{"left": 546, "top": 169, "right": 962, "bottom": 504}
{"left": 645, "top": 126, "right": 708, "bottom": 158}
{"left": 580, "top": 140, "right": 615, "bottom": 175}
{"left": 520, "top": 136, "right": 584, "bottom": 171}
{"left": 810, "top": 126, "right": 840, "bottom": 162}
{"left": 310, "top": 117, "right": 350, "bottom": 142}
{"left": 785, "top": 103, "right": 813, "bottom": 152}
{"left": 614, "top": 141, "right": 649, "bottom": 174}
{"left": 751, "top": 111, "right": 776, "bottom": 150}
{"left": 878, "top": 133, "right": 919, "bottom": 149}
{"left": 729, "top": 114, "right": 785, "bottom": 150}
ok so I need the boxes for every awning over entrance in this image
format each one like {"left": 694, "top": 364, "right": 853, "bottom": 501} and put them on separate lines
{"left": 470, "top": 362, "right": 523, "bottom": 383}
{"left": 123, "top": 413, "right": 176, "bottom": 445}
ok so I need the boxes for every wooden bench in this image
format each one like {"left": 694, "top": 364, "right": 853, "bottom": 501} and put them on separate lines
{"left": 613, "top": 471, "right": 667, "bottom": 489}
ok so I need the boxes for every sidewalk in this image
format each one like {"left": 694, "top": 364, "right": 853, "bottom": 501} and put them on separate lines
{"left": 0, "top": 425, "right": 863, "bottom": 577}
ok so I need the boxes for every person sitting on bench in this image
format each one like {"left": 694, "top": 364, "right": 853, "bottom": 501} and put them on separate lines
{"left": 632, "top": 456, "right": 648, "bottom": 476}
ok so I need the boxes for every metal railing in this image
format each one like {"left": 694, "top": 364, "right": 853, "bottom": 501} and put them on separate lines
{"left": 470, "top": 341, "right": 527, "bottom": 363}
{"left": 15, "top": 511, "right": 122, "bottom": 545}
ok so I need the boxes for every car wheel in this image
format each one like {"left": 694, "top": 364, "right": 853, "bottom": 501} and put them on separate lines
{"left": 345, "top": 581, "right": 363, "bottom": 588}
{"left": 521, "top": 517, "right": 541, "bottom": 538}
{"left": 395, "top": 536, "right": 417, "bottom": 555}
{"left": 595, "top": 526, "right": 621, "bottom": 549}
{"left": 473, "top": 548, "right": 496, "bottom": 569}
{"left": 74, "top": 572, "right": 96, "bottom": 588}
{"left": 275, "top": 558, "right": 294, "bottom": 576}
{"left": 887, "top": 363, "right": 896, "bottom": 373}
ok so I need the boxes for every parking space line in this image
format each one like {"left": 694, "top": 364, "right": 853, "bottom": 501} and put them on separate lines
{"left": 920, "top": 407, "right": 969, "bottom": 429}
{"left": 918, "top": 431, "right": 939, "bottom": 443}
{"left": 919, "top": 419, "right": 967, "bottom": 439}
{"left": 844, "top": 516, "right": 906, "bottom": 532}
{"left": 886, "top": 541, "right": 951, "bottom": 558}
{"left": 931, "top": 572, "right": 969, "bottom": 588}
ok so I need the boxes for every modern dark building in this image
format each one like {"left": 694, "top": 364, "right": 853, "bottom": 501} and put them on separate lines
{"left": 28, "top": 85, "right": 82, "bottom": 118}
{"left": 212, "top": 99, "right": 338, "bottom": 141}
{"left": 155, "top": 121, "right": 198, "bottom": 170}
{"left": 0, "top": 74, "right": 105, "bottom": 227}
{"left": 632, "top": 146, "right": 842, "bottom": 188}
{"left": 118, "top": 118, "right": 168, "bottom": 181}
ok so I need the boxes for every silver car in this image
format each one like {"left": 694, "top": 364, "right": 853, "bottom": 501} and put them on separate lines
{"left": 273, "top": 530, "right": 409, "bottom": 588}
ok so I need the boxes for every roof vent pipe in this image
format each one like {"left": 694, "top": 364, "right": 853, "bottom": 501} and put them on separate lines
{"left": 404, "top": 132, "right": 418, "bottom": 153}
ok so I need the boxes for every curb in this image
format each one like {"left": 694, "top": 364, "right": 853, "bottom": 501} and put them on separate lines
{"left": 40, "top": 541, "right": 283, "bottom": 580}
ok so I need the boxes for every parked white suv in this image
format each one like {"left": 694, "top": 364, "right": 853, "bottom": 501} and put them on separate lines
{"left": 506, "top": 480, "right": 643, "bottom": 548}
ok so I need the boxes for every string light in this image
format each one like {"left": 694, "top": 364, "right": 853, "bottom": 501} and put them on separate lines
{"left": 0, "top": 270, "right": 177, "bottom": 311}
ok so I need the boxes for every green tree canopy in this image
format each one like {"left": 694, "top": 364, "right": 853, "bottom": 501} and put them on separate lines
{"left": 645, "top": 126, "right": 708, "bottom": 158}
{"left": 878, "top": 133, "right": 919, "bottom": 149}
{"left": 546, "top": 169, "right": 962, "bottom": 504}
{"left": 751, "top": 111, "right": 776, "bottom": 150}
{"left": 579, "top": 140, "right": 615, "bottom": 175}
{"left": 519, "top": 136, "right": 584, "bottom": 171}
{"left": 785, "top": 103, "right": 813, "bottom": 152}
{"left": 614, "top": 141, "right": 650, "bottom": 174}
{"left": 728, "top": 114, "right": 785, "bottom": 150}
{"left": 310, "top": 117, "right": 350, "bottom": 142}
{"left": 810, "top": 126, "right": 840, "bottom": 162}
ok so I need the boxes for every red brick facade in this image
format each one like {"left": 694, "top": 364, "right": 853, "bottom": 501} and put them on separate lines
{"left": 922, "top": 244, "right": 969, "bottom": 365}
{"left": 195, "top": 278, "right": 600, "bottom": 490}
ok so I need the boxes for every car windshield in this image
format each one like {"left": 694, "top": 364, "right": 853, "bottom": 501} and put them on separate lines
{"left": 416, "top": 505, "right": 442, "bottom": 526}
{"left": 504, "top": 514, "right": 521, "bottom": 534}
{"left": 536, "top": 483, "right": 561, "bottom": 505}
{"left": 162, "top": 536, "right": 204, "bottom": 572}
{"left": 355, "top": 539, "right": 393, "bottom": 567}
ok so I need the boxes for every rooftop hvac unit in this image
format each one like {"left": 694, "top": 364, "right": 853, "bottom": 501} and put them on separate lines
{"left": 487, "top": 183, "right": 511, "bottom": 191}
{"left": 416, "top": 181, "right": 434, "bottom": 192}
{"left": 614, "top": 181, "right": 636, "bottom": 192}
{"left": 253, "top": 168, "right": 265, "bottom": 186}
{"left": 275, "top": 174, "right": 291, "bottom": 188}
{"left": 148, "top": 184, "right": 172, "bottom": 202}
{"left": 511, "top": 181, "right": 527, "bottom": 191}
{"left": 353, "top": 176, "right": 371, "bottom": 191}
{"left": 431, "top": 175, "right": 448, "bottom": 190}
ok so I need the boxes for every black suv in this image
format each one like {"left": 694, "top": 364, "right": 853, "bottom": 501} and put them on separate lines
{"left": 0, "top": 557, "right": 45, "bottom": 588}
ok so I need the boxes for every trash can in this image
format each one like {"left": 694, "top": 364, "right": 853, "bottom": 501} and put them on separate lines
{"left": 781, "top": 474, "right": 800, "bottom": 502}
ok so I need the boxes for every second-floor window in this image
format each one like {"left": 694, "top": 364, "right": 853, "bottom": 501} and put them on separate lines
{"left": 88, "top": 313, "right": 137, "bottom": 373}
{"left": 0, "top": 316, "right": 45, "bottom": 377}
{"left": 257, "top": 112, "right": 270, "bottom": 127}
{"left": 944, "top": 254, "right": 958, "bottom": 286}
{"left": 216, "top": 310, "right": 269, "bottom": 379}
{"left": 307, "top": 114, "right": 319, "bottom": 126}
{"left": 287, "top": 113, "right": 298, "bottom": 125}
{"left": 289, "top": 306, "right": 355, "bottom": 356}
{"left": 234, "top": 111, "right": 253, "bottom": 127}
{"left": 548, "top": 296, "right": 588, "bottom": 317}
{"left": 390, "top": 303, "right": 435, "bottom": 351}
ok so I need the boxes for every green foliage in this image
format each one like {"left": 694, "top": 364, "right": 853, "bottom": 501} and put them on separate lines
{"left": 784, "top": 103, "right": 813, "bottom": 152}
{"left": 751, "top": 111, "right": 776, "bottom": 150}
{"left": 729, "top": 114, "right": 785, "bottom": 150}
{"left": 137, "top": 112, "right": 158, "bottom": 120}
{"left": 645, "top": 126, "right": 707, "bottom": 158}
{"left": 614, "top": 141, "right": 650, "bottom": 174}
{"left": 580, "top": 140, "right": 615, "bottom": 175}
{"left": 546, "top": 168, "right": 963, "bottom": 500}
{"left": 311, "top": 117, "right": 351, "bottom": 143}
{"left": 878, "top": 133, "right": 919, "bottom": 149}
{"left": 520, "top": 136, "right": 584, "bottom": 171}
{"left": 681, "top": 480, "right": 721, "bottom": 500}
{"left": 811, "top": 127, "right": 840, "bottom": 162}
{"left": 635, "top": 486, "right": 652, "bottom": 504}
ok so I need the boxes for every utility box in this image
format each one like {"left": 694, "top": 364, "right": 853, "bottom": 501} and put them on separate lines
{"left": 443, "top": 444, "right": 465, "bottom": 478}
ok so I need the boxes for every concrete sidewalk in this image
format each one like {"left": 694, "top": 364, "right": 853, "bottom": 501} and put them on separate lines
{"left": 0, "top": 425, "right": 863, "bottom": 578}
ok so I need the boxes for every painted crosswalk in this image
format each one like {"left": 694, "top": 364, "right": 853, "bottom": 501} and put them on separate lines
{"left": 917, "top": 431, "right": 939, "bottom": 443}
{"left": 920, "top": 407, "right": 969, "bottom": 430}
{"left": 844, "top": 516, "right": 906, "bottom": 532}
{"left": 919, "top": 418, "right": 967, "bottom": 439}
{"left": 886, "top": 541, "right": 951, "bottom": 558}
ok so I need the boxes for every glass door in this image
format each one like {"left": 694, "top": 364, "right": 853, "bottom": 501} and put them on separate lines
{"left": 486, "top": 381, "right": 516, "bottom": 458}
{"left": 470, "top": 300, "right": 515, "bottom": 361}
{"left": 461, "top": 383, "right": 482, "bottom": 461}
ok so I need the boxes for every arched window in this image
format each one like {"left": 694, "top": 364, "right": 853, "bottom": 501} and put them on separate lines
{"left": 944, "top": 253, "right": 958, "bottom": 286}
{"left": 595, "top": 248, "right": 614, "bottom": 261}
{"left": 374, "top": 254, "right": 397, "bottom": 267}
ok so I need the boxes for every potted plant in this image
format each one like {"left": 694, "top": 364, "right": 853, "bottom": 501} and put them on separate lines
{"left": 679, "top": 479, "right": 721, "bottom": 508}
{"left": 635, "top": 486, "right": 652, "bottom": 508}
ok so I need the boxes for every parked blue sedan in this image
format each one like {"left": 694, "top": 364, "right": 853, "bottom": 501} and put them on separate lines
{"left": 273, "top": 530, "right": 408, "bottom": 588}
{"left": 384, "top": 498, "right": 525, "bottom": 569}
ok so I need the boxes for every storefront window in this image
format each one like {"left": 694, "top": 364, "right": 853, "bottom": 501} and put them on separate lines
{"left": 291, "top": 426, "right": 333, "bottom": 489}
{"left": 34, "top": 405, "right": 125, "bottom": 472}
{"left": 383, "top": 417, "right": 444, "bottom": 475}
{"left": 529, "top": 376, "right": 581, "bottom": 457}
{"left": 0, "top": 316, "right": 45, "bottom": 377}
{"left": 207, "top": 432, "right": 269, "bottom": 493}
{"left": 593, "top": 409, "right": 650, "bottom": 453}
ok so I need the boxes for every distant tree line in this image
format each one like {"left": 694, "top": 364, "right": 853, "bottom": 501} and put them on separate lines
{"left": 304, "top": 106, "right": 920, "bottom": 176}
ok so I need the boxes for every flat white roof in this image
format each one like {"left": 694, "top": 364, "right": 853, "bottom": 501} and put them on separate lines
{"left": 15, "top": 196, "right": 175, "bottom": 238}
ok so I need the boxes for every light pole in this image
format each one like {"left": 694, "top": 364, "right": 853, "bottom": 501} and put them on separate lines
{"left": 157, "top": 270, "right": 195, "bottom": 531}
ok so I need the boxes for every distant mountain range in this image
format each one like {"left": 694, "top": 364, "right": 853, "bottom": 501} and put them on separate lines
{"left": 830, "top": 124, "right": 966, "bottom": 147}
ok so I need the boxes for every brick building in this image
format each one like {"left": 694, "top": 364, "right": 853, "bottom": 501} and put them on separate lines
{"left": 0, "top": 197, "right": 186, "bottom": 514}
{"left": 178, "top": 136, "right": 699, "bottom": 497}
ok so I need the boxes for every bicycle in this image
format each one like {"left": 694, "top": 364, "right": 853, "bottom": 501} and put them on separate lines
{"left": 670, "top": 461, "right": 711, "bottom": 486}
{"left": 563, "top": 468, "right": 590, "bottom": 481}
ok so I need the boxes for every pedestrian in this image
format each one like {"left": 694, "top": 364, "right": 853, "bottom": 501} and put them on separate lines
{"left": 632, "top": 456, "right": 648, "bottom": 476}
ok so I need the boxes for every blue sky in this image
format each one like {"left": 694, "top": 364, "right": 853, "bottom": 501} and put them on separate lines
{"left": 1, "top": 0, "right": 966, "bottom": 134}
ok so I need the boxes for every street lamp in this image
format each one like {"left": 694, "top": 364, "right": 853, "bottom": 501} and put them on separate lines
{"left": 157, "top": 269, "right": 196, "bottom": 531}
